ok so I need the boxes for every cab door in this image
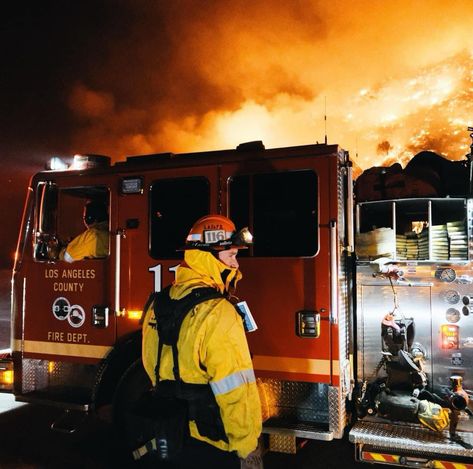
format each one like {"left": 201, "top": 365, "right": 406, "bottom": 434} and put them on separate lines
{"left": 115, "top": 165, "right": 219, "bottom": 339}
{"left": 21, "top": 178, "right": 115, "bottom": 364}
{"left": 220, "top": 150, "right": 340, "bottom": 384}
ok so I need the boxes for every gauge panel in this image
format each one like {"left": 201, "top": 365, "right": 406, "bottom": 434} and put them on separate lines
{"left": 442, "top": 290, "right": 460, "bottom": 304}
{"left": 435, "top": 268, "right": 457, "bottom": 283}
{"left": 446, "top": 308, "right": 461, "bottom": 323}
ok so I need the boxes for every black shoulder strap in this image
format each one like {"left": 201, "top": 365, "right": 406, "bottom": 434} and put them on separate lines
{"left": 153, "top": 286, "right": 224, "bottom": 383}
{"left": 140, "top": 290, "right": 159, "bottom": 324}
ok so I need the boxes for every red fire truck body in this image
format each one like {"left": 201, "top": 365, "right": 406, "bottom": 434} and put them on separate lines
{"left": 2, "top": 141, "right": 473, "bottom": 467}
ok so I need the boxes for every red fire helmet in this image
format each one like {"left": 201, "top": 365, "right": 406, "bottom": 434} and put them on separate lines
{"left": 184, "top": 214, "right": 253, "bottom": 251}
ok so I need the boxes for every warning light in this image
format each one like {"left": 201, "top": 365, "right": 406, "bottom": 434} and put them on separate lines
{"left": 46, "top": 156, "right": 69, "bottom": 170}
{"left": 441, "top": 324, "right": 459, "bottom": 349}
{"left": 127, "top": 310, "right": 143, "bottom": 320}
{"left": 0, "top": 368, "right": 13, "bottom": 387}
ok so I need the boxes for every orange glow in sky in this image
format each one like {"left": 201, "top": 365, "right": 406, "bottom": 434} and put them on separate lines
{"left": 61, "top": 1, "right": 473, "bottom": 169}
{"left": 2, "top": 1, "right": 473, "bottom": 267}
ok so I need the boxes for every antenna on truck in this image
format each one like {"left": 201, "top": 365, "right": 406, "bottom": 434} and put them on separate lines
{"left": 468, "top": 126, "right": 473, "bottom": 195}
{"left": 324, "top": 96, "right": 328, "bottom": 145}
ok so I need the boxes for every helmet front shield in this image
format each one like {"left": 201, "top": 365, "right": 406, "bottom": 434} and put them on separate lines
{"left": 230, "top": 227, "right": 253, "bottom": 249}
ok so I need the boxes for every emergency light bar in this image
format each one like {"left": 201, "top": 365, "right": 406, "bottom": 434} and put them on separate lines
{"left": 72, "top": 154, "right": 110, "bottom": 170}
{"left": 46, "top": 156, "right": 69, "bottom": 170}
{"left": 46, "top": 154, "right": 111, "bottom": 171}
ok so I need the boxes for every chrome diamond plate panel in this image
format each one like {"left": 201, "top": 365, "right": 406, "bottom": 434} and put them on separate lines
{"left": 260, "top": 378, "right": 329, "bottom": 423}
{"left": 350, "top": 421, "right": 473, "bottom": 458}
{"left": 269, "top": 434, "right": 297, "bottom": 454}
{"left": 264, "top": 421, "right": 332, "bottom": 439}
{"left": 21, "top": 359, "right": 97, "bottom": 396}
{"left": 328, "top": 385, "right": 344, "bottom": 439}
{"left": 22, "top": 359, "right": 48, "bottom": 393}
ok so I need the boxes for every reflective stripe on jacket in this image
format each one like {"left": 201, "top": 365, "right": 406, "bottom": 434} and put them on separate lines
{"left": 142, "top": 249, "right": 262, "bottom": 458}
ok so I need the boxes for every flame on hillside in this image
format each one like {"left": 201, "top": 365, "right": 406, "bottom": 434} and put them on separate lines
{"left": 64, "top": 2, "right": 473, "bottom": 170}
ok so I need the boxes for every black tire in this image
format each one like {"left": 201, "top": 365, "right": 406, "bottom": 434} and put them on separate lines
{"left": 112, "top": 359, "right": 153, "bottom": 466}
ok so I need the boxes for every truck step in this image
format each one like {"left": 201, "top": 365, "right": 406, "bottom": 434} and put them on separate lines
{"left": 15, "top": 386, "right": 90, "bottom": 411}
{"left": 349, "top": 420, "right": 473, "bottom": 459}
{"left": 263, "top": 419, "right": 333, "bottom": 441}
{"left": 50, "top": 409, "right": 88, "bottom": 434}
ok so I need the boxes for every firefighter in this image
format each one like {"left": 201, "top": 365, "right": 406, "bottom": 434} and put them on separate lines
{"left": 142, "top": 214, "right": 262, "bottom": 468}
{"left": 59, "top": 200, "right": 109, "bottom": 262}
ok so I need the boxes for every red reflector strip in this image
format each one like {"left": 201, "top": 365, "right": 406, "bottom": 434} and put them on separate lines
{"left": 433, "top": 461, "right": 473, "bottom": 469}
{"left": 362, "top": 451, "right": 473, "bottom": 469}
{"left": 362, "top": 451, "right": 400, "bottom": 464}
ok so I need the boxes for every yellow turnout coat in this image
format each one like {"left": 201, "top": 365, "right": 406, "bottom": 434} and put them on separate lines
{"left": 142, "top": 249, "right": 262, "bottom": 458}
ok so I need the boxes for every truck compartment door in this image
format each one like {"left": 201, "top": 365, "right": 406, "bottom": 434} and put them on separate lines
{"left": 221, "top": 153, "right": 339, "bottom": 384}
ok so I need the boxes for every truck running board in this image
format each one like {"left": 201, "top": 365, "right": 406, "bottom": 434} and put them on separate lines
{"left": 349, "top": 421, "right": 473, "bottom": 467}
{"left": 263, "top": 420, "right": 334, "bottom": 452}
{"left": 263, "top": 420, "right": 333, "bottom": 440}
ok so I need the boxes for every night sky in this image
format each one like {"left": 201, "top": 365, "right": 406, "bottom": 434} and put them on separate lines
{"left": 2, "top": 1, "right": 473, "bottom": 268}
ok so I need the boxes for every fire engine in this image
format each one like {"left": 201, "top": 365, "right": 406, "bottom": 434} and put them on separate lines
{"left": 1, "top": 137, "right": 473, "bottom": 467}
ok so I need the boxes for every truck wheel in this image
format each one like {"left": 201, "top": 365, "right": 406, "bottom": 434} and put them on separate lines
{"left": 112, "top": 358, "right": 153, "bottom": 463}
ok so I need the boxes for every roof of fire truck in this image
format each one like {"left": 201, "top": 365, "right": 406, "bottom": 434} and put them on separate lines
{"left": 43, "top": 141, "right": 351, "bottom": 176}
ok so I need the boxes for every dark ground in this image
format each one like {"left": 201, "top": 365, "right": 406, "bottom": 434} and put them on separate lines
{"left": 0, "top": 396, "right": 373, "bottom": 469}
{"left": 0, "top": 269, "right": 381, "bottom": 468}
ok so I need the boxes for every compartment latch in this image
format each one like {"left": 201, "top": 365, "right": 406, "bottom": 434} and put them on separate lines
{"left": 296, "top": 310, "right": 320, "bottom": 338}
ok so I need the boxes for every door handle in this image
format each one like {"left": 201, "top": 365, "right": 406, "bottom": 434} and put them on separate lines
{"left": 330, "top": 219, "right": 338, "bottom": 324}
{"left": 115, "top": 229, "right": 126, "bottom": 317}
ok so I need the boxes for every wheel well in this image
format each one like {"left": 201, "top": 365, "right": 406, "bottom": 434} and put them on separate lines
{"left": 111, "top": 357, "right": 153, "bottom": 462}
{"left": 92, "top": 330, "right": 142, "bottom": 410}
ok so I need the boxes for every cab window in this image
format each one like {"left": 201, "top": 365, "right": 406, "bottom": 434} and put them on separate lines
{"left": 34, "top": 183, "right": 110, "bottom": 262}
{"left": 149, "top": 177, "right": 210, "bottom": 259}
{"left": 229, "top": 170, "right": 318, "bottom": 257}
